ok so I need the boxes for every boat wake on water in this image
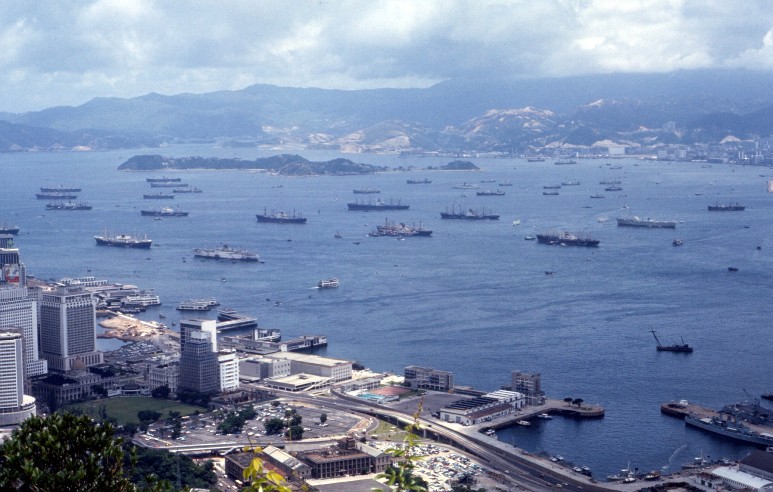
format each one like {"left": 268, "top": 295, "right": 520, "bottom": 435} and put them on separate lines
{"left": 664, "top": 443, "right": 689, "bottom": 471}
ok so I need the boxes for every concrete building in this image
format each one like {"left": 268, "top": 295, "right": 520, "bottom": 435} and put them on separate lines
{"left": 178, "top": 331, "right": 219, "bottom": 394}
{"left": 262, "top": 373, "right": 331, "bottom": 392}
{"left": 267, "top": 352, "right": 352, "bottom": 383}
{"left": 143, "top": 357, "right": 179, "bottom": 394}
{"left": 238, "top": 355, "right": 291, "bottom": 381}
{"left": 709, "top": 466, "right": 773, "bottom": 490}
{"left": 404, "top": 365, "right": 454, "bottom": 391}
{"left": 39, "top": 283, "right": 103, "bottom": 372}
{"left": 0, "top": 237, "right": 47, "bottom": 377}
{"left": 298, "top": 437, "right": 391, "bottom": 479}
{"left": 218, "top": 350, "right": 239, "bottom": 391}
{"left": 0, "top": 331, "right": 36, "bottom": 426}
{"left": 511, "top": 371, "right": 544, "bottom": 405}
{"left": 741, "top": 451, "right": 773, "bottom": 481}
{"left": 179, "top": 319, "right": 217, "bottom": 353}
{"left": 439, "top": 390, "right": 525, "bottom": 426}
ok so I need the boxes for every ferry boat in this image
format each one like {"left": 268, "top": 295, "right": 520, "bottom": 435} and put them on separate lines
{"left": 617, "top": 216, "right": 677, "bottom": 229}
{"left": 39, "top": 185, "right": 82, "bottom": 193}
{"left": 317, "top": 278, "right": 340, "bottom": 289}
{"left": 440, "top": 205, "right": 499, "bottom": 220}
{"left": 193, "top": 245, "right": 259, "bottom": 261}
{"left": 347, "top": 199, "right": 409, "bottom": 211}
{"left": 708, "top": 203, "right": 745, "bottom": 211}
{"left": 143, "top": 192, "right": 174, "bottom": 199}
{"left": 45, "top": 201, "right": 92, "bottom": 210}
{"left": 36, "top": 192, "right": 77, "bottom": 200}
{"left": 407, "top": 178, "right": 431, "bottom": 184}
{"left": 256, "top": 208, "right": 307, "bottom": 224}
{"left": 176, "top": 300, "right": 212, "bottom": 311}
{"left": 123, "top": 294, "right": 161, "bottom": 307}
{"left": 141, "top": 207, "right": 188, "bottom": 217}
{"left": 536, "top": 232, "right": 600, "bottom": 247}
{"left": 94, "top": 233, "right": 152, "bottom": 249}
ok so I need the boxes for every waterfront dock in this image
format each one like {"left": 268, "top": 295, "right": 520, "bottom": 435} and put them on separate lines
{"left": 480, "top": 398, "right": 604, "bottom": 432}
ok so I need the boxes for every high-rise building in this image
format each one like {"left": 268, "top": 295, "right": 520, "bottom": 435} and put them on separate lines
{"left": 0, "top": 331, "right": 36, "bottom": 425}
{"left": 0, "top": 236, "right": 47, "bottom": 377}
{"left": 179, "top": 319, "right": 217, "bottom": 353}
{"left": 178, "top": 331, "right": 219, "bottom": 394}
{"left": 511, "top": 371, "right": 544, "bottom": 406}
{"left": 39, "top": 283, "right": 103, "bottom": 372}
{"left": 218, "top": 350, "right": 239, "bottom": 391}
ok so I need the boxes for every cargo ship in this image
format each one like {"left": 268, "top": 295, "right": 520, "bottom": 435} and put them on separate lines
{"left": 440, "top": 205, "right": 499, "bottom": 220}
{"left": 36, "top": 192, "right": 77, "bottom": 200}
{"left": 193, "top": 245, "right": 259, "bottom": 261}
{"left": 708, "top": 203, "right": 745, "bottom": 211}
{"left": 347, "top": 199, "right": 409, "bottom": 211}
{"left": 0, "top": 223, "right": 20, "bottom": 235}
{"left": 140, "top": 207, "right": 189, "bottom": 217}
{"left": 173, "top": 187, "right": 203, "bottom": 193}
{"left": 256, "top": 208, "right": 307, "bottom": 224}
{"left": 353, "top": 188, "right": 380, "bottom": 194}
{"left": 143, "top": 192, "right": 174, "bottom": 199}
{"left": 150, "top": 182, "right": 187, "bottom": 188}
{"left": 617, "top": 216, "right": 676, "bottom": 229}
{"left": 476, "top": 190, "right": 505, "bottom": 196}
{"left": 407, "top": 178, "right": 431, "bottom": 184}
{"left": 45, "top": 201, "right": 92, "bottom": 210}
{"left": 39, "top": 185, "right": 82, "bottom": 193}
{"left": 684, "top": 414, "right": 773, "bottom": 447}
{"left": 651, "top": 330, "right": 693, "bottom": 353}
{"left": 536, "top": 232, "right": 600, "bottom": 247}
{"left": 94, "top": 233, "right": 152, "bottom": 249}
{"left": 369, "top": 219, "right": 432, "bottom": 237}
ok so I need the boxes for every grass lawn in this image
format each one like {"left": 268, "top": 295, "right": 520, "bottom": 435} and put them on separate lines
{"left": 63, "top": 397, "right": 207, "bottom": 425}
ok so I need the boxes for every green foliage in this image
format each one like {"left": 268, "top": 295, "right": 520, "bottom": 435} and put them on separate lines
{"left": 264, "top": 417, "right": 285, "bottom": 435}
{"left": 319, "top": 412, "right": 327, "bottom": 424}
{"left": 239, "top": 404, "right": 257, "bottom": 420}
{"left": 151, "top": 385, "right": 171, "bottom": 399}
{"left": 124, "top": 445, "right": 217, "bottom": 490}
{"left": 289, "top": 414, "right": 302, "bottom": 427}
{"left": 0, "top": 413, "right": 133, "bottom": 491}
{"left": 374, "top": 400, "right": 428, "bottom": 492}
{"left": 92, "top": 384, "right": 109, "bottom": 397}
{"left": 218, "top": 411, "right": 247, "bottom": 435}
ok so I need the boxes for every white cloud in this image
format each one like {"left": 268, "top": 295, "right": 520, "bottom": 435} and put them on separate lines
{"left": 0, "top": 0, "right": 772, "bottom": 112}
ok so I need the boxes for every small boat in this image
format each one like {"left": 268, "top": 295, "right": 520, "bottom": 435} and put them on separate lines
{"left": 524, "top": 236, "right": 536, "bottom": 241}
{"left": 317, "top": 278, "right": 340, "bottom": 289}
{"left": 537, "top": 413, "right": 553, "bottom": 419}
{"left": 334, "top": 232, "right": 343, "bottom": 239}
{"left": 590, "top": 194, "right": 605, "bottom": 199}
{"left": 516, "top": 420, "right": 531, "bottom": 426}
{"left": 728, "top": 267, "right": 738, "bottom": 272}
{"left": 484, "top": 429, "right": 496, "bottom": 436}
{"left": 673, "top": 239, "right": 684, "bottom": 246}
{"left": 512, "top": 219, "right": 521, "bottom": 226}
{"left": 542, "top": 191, "right": 559, "bottom": 196}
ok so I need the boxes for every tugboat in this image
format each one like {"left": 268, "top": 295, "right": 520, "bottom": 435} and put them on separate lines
{"left": 651, "top": 330, "right": 693, "bottom": 353}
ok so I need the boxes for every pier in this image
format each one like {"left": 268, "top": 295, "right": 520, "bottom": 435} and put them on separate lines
{"left": 479, "top": 398, "right": 604, "bottom": 432}
{"left": 216, "top": 310, "right": 258, "bottom": 331}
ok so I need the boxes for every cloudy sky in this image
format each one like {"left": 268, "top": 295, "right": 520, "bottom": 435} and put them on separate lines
{"left": 2, "top": 0, "right": 773, "bottom": 113}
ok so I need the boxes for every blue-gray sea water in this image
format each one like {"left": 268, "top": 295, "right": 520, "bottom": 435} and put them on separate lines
{"left": 2, "top": 146, "right": 772, "bottom": 478}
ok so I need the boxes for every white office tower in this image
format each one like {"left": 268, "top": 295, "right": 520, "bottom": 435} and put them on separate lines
{"left": 39, "top": 284, "right": 103, "bottom": 372}
{"left": 0, "top": 236, "right": 47, "bottom": 377}
{"left": 0, "top": 331, "right": 36, "bottom": 426}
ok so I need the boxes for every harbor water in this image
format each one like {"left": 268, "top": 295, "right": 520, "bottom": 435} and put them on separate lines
{"left": 2, "top": 146, "right": 772, "bottom": 478}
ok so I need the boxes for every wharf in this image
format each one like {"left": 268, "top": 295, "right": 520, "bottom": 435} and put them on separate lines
{"left": 481, "top": 398, "right": 604, "bottom": 432}
{"left": 216, "top": 310, "right": 258, "bottom": 331}
{"left": 661, "top": 400, "right": 773, "bottom": 435}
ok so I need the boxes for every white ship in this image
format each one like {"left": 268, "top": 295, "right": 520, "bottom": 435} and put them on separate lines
{"left": 176, "top": 300, "right": 212, "bottom": 311}
{"left": 317, "top": 278, "right": 340, "bottom": 289}
{"left": 616, "top": 216, "right": 677, "bottom": 229}
{"left": 193, "top": 245, "right": 259, "bottom": 261}
{"left": 122, "top": 294, "right": 161, "bottom": 307}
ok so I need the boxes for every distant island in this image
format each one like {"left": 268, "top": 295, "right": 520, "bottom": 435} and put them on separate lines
{"left": 118, "top": 154, "right": 478, "bottom": 175}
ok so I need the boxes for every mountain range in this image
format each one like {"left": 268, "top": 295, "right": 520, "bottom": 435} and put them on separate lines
{"left": 2, "top": 69, "right": 773, "bottom": 153}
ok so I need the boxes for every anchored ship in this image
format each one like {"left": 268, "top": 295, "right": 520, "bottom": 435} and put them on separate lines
{"left": 45, "top": 202, "right": 92, "bottom": 210}
{"left": 40, "top": 185, "right": 82, "bottom": 193}
{"left": 146, "top": 177, "right": 181, "bottom": 183}
{"left": 369, "top": 219, "right": 432, "bottom": 237}
{"left": 36, "top": 192, "right": 77, "bottom": 200}
{"left": 94, "top": 233, "right": 152, "bottom": 249}
{"left": 651, "top": 330, "right": 693, "bottom": 353}
{"left": 617, "top": 216, "right": 676, "bottom": 229}
{"left": 317, "top": 278, "right": 340, "bottom": 289}
{"left": 256, "top": 208, "right": 307, "bottom": 224}
{"left": 141, "top": 207, "right": 188, "bottom": 217}
{"left": 353, "top": 188, "right": 380, "bottom": 194}
{"left": 0, "top": 223, "right": 20, "bottom": 235}
{"left": 173, "top": 187, "right": 203, "bottom": 193}
{"left": 347, "top": 199, "right": 409, "bottom": 211}
{"left": 150, "top": 182, "right": 187, "bottom": 188}
{"left": 708, "top": 203, "right": 745, "bottom": 211}
{"left": 684, "top": 414, "right": 773, "bottom": 447}
{"left": 407, "top": 178, "right": 431, "bottom": 184}
{"left": 143, "top": 192, "right": 174, "bottom": 199}
{"left": 476, "top": 190, "right": 505, "bottom": 196}
{"left": 440, "top": 205, "right": 499, "bottom": 220}
{"left": 193, "top": 245, "right": 259, "bottom": 261}
{"left": 536, "top": 232, "right": 600, "bottom": 247}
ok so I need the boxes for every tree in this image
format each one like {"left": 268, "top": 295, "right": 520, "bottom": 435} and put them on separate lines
{"left": 319, "top": 412, "right": 327, "bottom": 425}
{"left": 572, "top": 398, "right": 584, "bottom": 408}
{"left": 375, "top": 400, "right": 429, "bottom": 492}
{"left": 151, "top": 385, "right": 171, "bottom": 399}
{"left": 285, "top": 424, "right": 304, "bottom": 441}
{"left": 264, "top": 417, "right": 285, "bottom": 435}
{"left": 289, "top": 414, "right": 302, "bottom": 427}
{"left": 92, "top": 384, "right": 109, "bottom": 397}
{"left": 563, "top": 397, "right": 573, "bottom": 405}
{"left": 138, "top": 409, "right": 163, "bottom": 423}
{"left": 0, "top": 413, "right": 132, "bottom": 491}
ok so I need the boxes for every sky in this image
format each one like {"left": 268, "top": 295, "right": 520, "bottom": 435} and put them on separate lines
{"left": 2, "top": 0, "right": 773, "bottom": 113}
